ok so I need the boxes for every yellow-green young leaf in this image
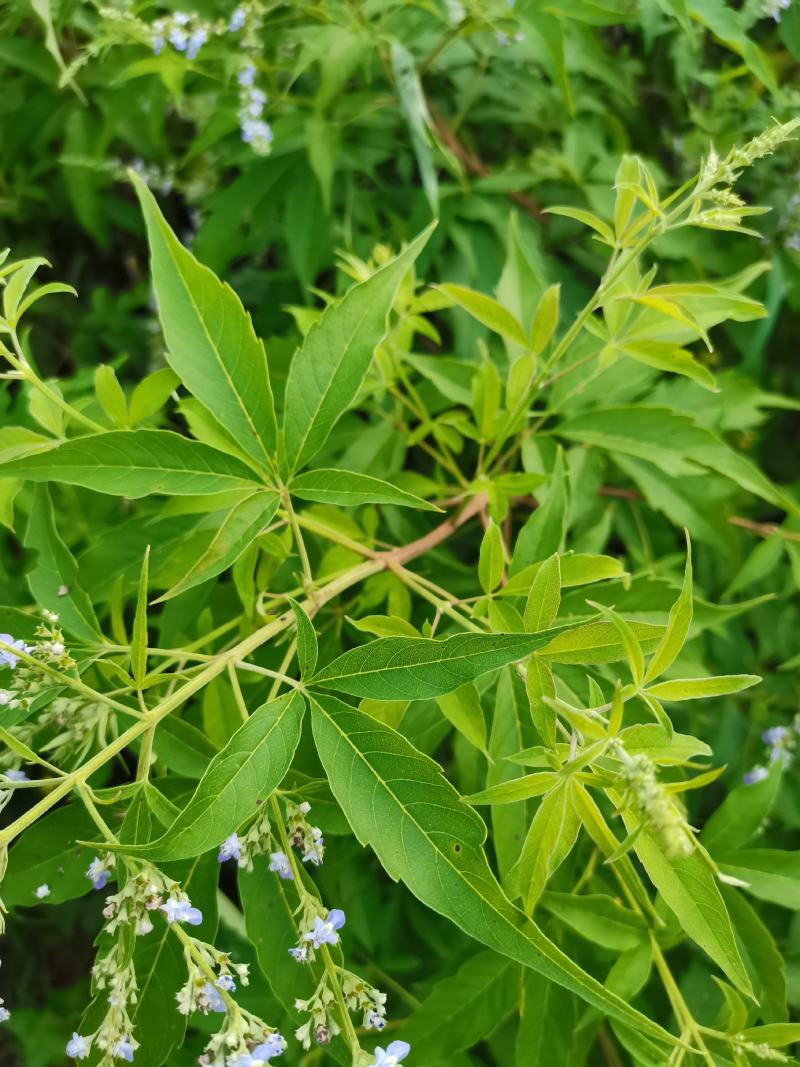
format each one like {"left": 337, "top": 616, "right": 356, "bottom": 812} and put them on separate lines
{"left": 487, "top": 669, "right": 528, "bottom": 879}
{"left": 627, "top": 823, "right": 753, "bottom": 999}
{"left": 739, "top": 1024, "right": 800, "bottom": 1049}
{"left": 479, "top": 520, "right": 505, "bottom": 594}
{"left": 0, "top": 430, "right": 262, "bottom": 498}
{"left": 310, "top": 629, "right": 572, "bottom": 700}
{"left": 128, "top": 368, "right": 180, "bottom": 425}
{"left": 103, "top": 691, "right": 306, "bottom": 862}
{"left": 488, "top": 599, "right": 525, "bottom": 634}
{"left": 618, "top": 340, "right": 717, "bottom": 391}
{"left": 437, "top": 283, "right": 528, "bottom": 347}
{"left": 391, "top": 42, "right": 438, "bottom": 213}
{"left": 131, "top": 172, "right": 278, "bottom": 473}
{"left": 287, "top": 596, "right": 318, "bottom": 679}
{"left": 283, "top": 225, "right": 434, "bottom": 475}
{"left": 348, "top": 615, "right": 419, "bottom": 639}
{"left": 94, "top": 365, "right": 128, "bottom": 427}
{"left": 539, "top": 621, "right": 662, "bottom": 666}
{"left": 436, "top": 682, "right": 488, "bottom": 754}
{"left": 529, "top": 284, "right": 560, "bottom": 354}
{"left": 589, "top": 603, "right": 644, "bottom": 686}
{"left": 541, "top": 892, "right": 647, "bottom": 952}
{"left": 154, "top": 492, "right": 280, "bottom": 603}
{"left": 310, "top": 693, "right": 679, "bottom": 1048}
{"left": 509, "top": 780, "right": 582, "bottom": 913}
{"left": 643, "top": 675, "right": 760, "bottom": 702}
{"left": 526, "top": 654, "right": 556, "bottom": 748}
{"left": 546, "top": 206, "right": 615, "bottom": 246}
{"left": 290, "top": 468, "right": 440, "bottom": 511}
{"left": 608, "top": 680, "right": 624, "bottom": 735}
{"left": 472, "top": 359, "right": 503, "bottom": 442}
{"left": 502, "top": 553, "right": 626, "bottom": 596}
{"left": 2, "top": 258, "right": 47, "bottom": 324}
{"left": 614, "top": 155, "right": 640, "bottom": 243}
{"left": 644, "top": 538, "right": 693, "bottom": 683}
{"left": 131, "top": 546, "right": 150, "bottom": 687}
{"left": 466, "top": 772, "right": 557, "bottom": 806}
{"left": 523, "top": 553, "right": 561, "bottom": 632}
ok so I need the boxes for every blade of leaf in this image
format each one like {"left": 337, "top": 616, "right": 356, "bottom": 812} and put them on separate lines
{"left": 131, "top": 546, "right": 150, "bottom": 688}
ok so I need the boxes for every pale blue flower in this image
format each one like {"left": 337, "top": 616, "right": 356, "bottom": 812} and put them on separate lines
{"left": 186, "top": 28, "right": 207, "bottom": 60}
{"left": 173, "top": 11, "right": 190, "bottom": 24}
{"left": 238, "top": 63, "right": 256, "bottom": 86}
{"left": 66, "top": 1033, "right": 90, "bottom": 1059}
{"left": 34, "top": 883, "right": 50, "bottom": 899}
{"left": 153, "top": 34, "right": 164, "bottom": 55}
{"left": 230, "top": 7, "right": 246, "bottom": 31}
{"left": 86, "top": 856, "right": 111, "bottom": 890}
{"left": 218, "top": 833, "right": 241, "bottom": 863}
{"left": 251, "top": 1033, "right": 286, "bottom": 1059}
{"left": 303, "top": 909, "right": 345, "bottom": 949}
{"left": 216, "top": 974, "right": 236, "bottom": 992}
{"left": 160, "top": 897, "right": 203, "bottom": 925}
{"left": 202, "top": 982, "right": 227, "bottom": 1013}
{"left": 4, "top": 769, "right": 28, "bottom": 782}
{"left": 762, "top": 726, "right": 788, "bottom": 746}
{"left": 288, "top": 945, "right": 308, "bottom": 962}
{"left": 373, "top": 1042, "right": 411, "bottom": 1067}
{"left": 0, "top": 634, "right": 29, "bottom": 669}
{"left": 367, "top": 1010, "right": 386, "bottom": 1030}
{"left": 114, "top": 1036, "right": 135, "bottom": 1062}
{"left": 240, "top": 118, "right": 273, "bottom": 146}
{"left": 0, "top": 1007, "right": 9, "bottom": 1023}
{"left": 743, "top": 765, "right": 768, "bottom": 785}
{"left": 168, "top": 27, "right": 188, "bottom": 51}
{"left": 269, "top": 851, "right": 292, "bottom": 880}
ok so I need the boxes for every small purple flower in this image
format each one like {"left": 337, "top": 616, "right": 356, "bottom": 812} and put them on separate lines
{"left": 66, "top": 1033, "right": 90, "bottom": 1060}
{"left": 113, "top": 1036, "right": 135, "bottom": 1062}
{"left": 86, "top": 856, "right": 111, "bottom": 891}
{"left": 168, "top": 26, "right": 188, "bottom": 51}
{"left": 269, "top": 851, "right": 292, "bottom": 880}
{"left": 240, "top": 118, "right": 274, "bottom": 146}
{"left": 186, "top": 28, "right": 207, "bottom": 59}
{"left": 0, "top": 634, "right": 29, "bottom": 669}
{"left": 367, "top": 1010, "right": 386, "bottom": 1030}
{"left": 0, "top": 1007, "right": 9, "bottom": 1023}
{"left": 303, "top": 909, "right": 345, "bottom": 949}
{"left": 251, "top": 1033, "right": 286, "bottom": 1060}
{"left": 216, "top": 973, "right": 236, "bottom": 992}
{"left": 152, "top": 34, "right": 164, "bottom": 54}
{"left": 743, "top": 765, "right": 768, "bottom": 785}
{"left": 4, "top": 769, "right": 28, "bottom": 782}
{"left": 201, "top": 982, "right": 227, "bottom": 1013}
{"left": 238, "top": 63, "right": 256, "bottom": 86}
{"left": 218, "top": 833, "right": 241, "bottom": 863}
{"left": 373, "top": 1042, "right": 411, "bottom": 1067}
{"left": 229, "top": 6, "right": 246, "bottom": 31}
{"left": 288, "top": 946, "right": 308, "bottom": 963}
{"left": 762, "top": 726, "right": 788, "bottom": 746}
{"left": 160, "top": 897, "right": 203, "bottom": 925}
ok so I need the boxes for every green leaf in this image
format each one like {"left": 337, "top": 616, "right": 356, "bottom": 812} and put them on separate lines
{"left": 128, "top": 368, "right": 181, "bottom": 426}
{"left": 24, "top": 484, "right": 102, "bottom": 641}
{"left": 152, "top": 716, "right": 219, "bottom": 779}
{"left": 287, "top": 596, "right": 318, "bottom": 678}
{"left": 436, "top": 681, "right": 488, "bottom": 754}
{"left": 466, "top": 771, "right": 557, "bottom": 806}
{"left": 644, "top": 538, "right": 692, "bottom": 683}
{"left": 511, "top": 448, "right": 567, "bottom": 573}
{"left": 537, "top": 620, "right": 664, "bottom": 665}
{"left": 717, "top": 850, "right": 800, "bottom": 909}
{"left": 310, "top": 693, "right": 678, "bottom": 1046}
{"left": 0, "top": 430, "right": 262, "bottom": 498}
{"left": 401, "top": 950, "right": 519, "bottom": 1061}
{"left": 546, "top": 206, "right": 615, "bottom": 245}
{"left": 541, "top": 892, "right": 647, "bottom": 951}
{"left": 131, "top": 546, "right": 150, "bottom": 687}
{"left": 437, "top": 283, "right": 528, "bottom": 347}
{"left": 153, "top": 491, "right": 279, "bottom": 603}
{"left": 630, "top": 829, "right": 753, "bottom": 997}
{"left": 643, "top": 675, "right": 760, "bottom": 701}
{"left": 479, "top": 520, "right": 506, "bottom": 594}
{"left": 105, "top": 691, "right": 305, "bottom": 861}
{"left": 282, "top": 224, "right": 433, "bottom": 474}
{"left": 530, "top": 284, "right": 560, "bottom": 353}
{"left": 391, "top": 42, "right": 438, "bottom": 214}
{"left": 509, "top": 781, "right": 582, "bottom": 912}
{"left": 515, "top": 969, "right": 575, "bottom": 1066}
{"left": 289, "top": 468, "right": 439, "bottom": 510}
{"left": 526, "top": 654, "right": 556, "bottom": 748}
{"left": 131, "top": 172, "right": 278, "bottom": 473}
{"left": 487, "top": 669, "right": 528, "bottom": 878}
{"left": 3, "top": 803, "right": 96, "bottom": 907}
{"left": 94, "top": 365, "right": 128, "bottom": 426}
{"left": 311, "top": 629, "right": 572, "bottom": 700}
{"left": 523, "top": 553, "right": 560, "bottom": 632}
{"left": 702, "top": 763, "right": 781, "bottom": 855}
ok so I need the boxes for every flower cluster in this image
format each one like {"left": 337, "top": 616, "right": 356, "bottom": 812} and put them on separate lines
{"left": 743, "top": 717, "right": 799, "bottom": 784}
{"left": 217, "top": 804, "right": 274, "bottom": 871}
{"left": 218, "top": 799, "right": 323, "bottom": 874}
{"left": 0, "top": 615, "right": 73, "bottom": 717}
{"left": 612, "top": 742, "right": 693, "bottom": 858}
{"left": 102, "top": 866, "right": 202, "bottom": 938}
{"left": 342, "top": 971, "right": 388, "bottom": 1032}
{"left": 176, "top": 943, "right": 249, "bottom": 1017}
{"left": 286, "top": 800, "right": 325, "bottom": 866}
{"left": 237, "top": 65, "right": 273, "bottom": 155}
{"left": 152, "top": 11, "right": 213, "bottom": 61}
{"left": 196, "top": 1006, "right": 286, "bottom": 1066}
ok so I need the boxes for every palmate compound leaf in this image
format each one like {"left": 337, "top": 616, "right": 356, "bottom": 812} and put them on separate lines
{"left": 0, "top": 429, "right": 264, "bottom": 498}
{"left": 281, "top": 222, "right": 435, "bottom": 475}
{"left": 310, "top": 628, "right": 577, "bottom": 700}
{"left": 98, "top": 691, "right": 305, "bottom": 861}
{"left": 132, "top": 172, "right": 278, "bottom": 474}
{"left": 310, "top": 692, "right": 679, "bottom": 1049}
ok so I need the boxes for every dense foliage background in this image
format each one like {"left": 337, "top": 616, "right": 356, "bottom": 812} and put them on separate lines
{"left": 1, "top": 1, "right": 800, "bottom": 1065}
